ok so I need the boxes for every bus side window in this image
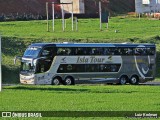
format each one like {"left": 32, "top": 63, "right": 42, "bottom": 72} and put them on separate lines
{"left": 76, "top": 47, "right": 88, "bottom": 55}
{"left": 109, "top": 48, "right": 114, "bottom": 55}
{"left": 142, "top": 48, "right": 147, "bottom": 55}
{"left": 76, "top": 48, "right": 83, "bottom": 55}
{"left": 114, "top": 48, "right": 121, "bottom": 55}
{"left": 134, "top": 48, "right": 141, "bottom": 55}
{"left": 98, "top": 48, "right": 103, "bottom": 55}
{"left": 120, "top": 48, "right": 132, "bottom": 55}
{"left": 134, "top": 48, "right": 147, "bottom": 55}
{"left": 103, "top": 48, "right": 111, "bottom": 55}
{"left": 41, "top": 50, "right": 50, "bottom": 56}
{"left": 92, "top": 48, "right": 103, "bottom": 55}
{"left": 105, "top": 48, "right": 114, "bottom": 55}
{"left": 146, "top": 48, "right": 155, "bottom": 55}
{"left": 90, "top": 48, "right": 96, "bottom": 55}
{"left": 126, "top": 48, "right": 133, "bottom": 55}
{"left": 151, "top": 48, "right": 155, "bottom": 55}
{"left": 57, "top": 48, "right": 64, "bottom": 55}
{"left": 57, "top": 48, "right": 72, "bottom": 55}
{"left": 41, "top": 47, "right": 54, "bottom": 58}
{"left": 65, "top": 48, "right": 72, "bottom": 55}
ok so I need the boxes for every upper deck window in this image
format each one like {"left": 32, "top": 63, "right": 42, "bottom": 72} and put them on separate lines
{"left": 56, "top": 46, "right": 155, "bottom": 56}
{"left": 40, "top": 47, "right": 55, "bottom": 58}
{"left": 57, "top": 47, "right": 72, "bottom": 55}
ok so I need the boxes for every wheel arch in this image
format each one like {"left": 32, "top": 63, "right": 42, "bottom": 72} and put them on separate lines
{"left": 130, "top": 74, "right": 139, "bottom": 80}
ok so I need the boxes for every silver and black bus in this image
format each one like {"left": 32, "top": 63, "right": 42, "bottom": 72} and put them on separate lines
{"left": 15, "top": 42, "right": 156, "bottom": 85}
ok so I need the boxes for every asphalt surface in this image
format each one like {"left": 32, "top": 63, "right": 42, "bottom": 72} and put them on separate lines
{"left": 2, "top": 81, "right": 160, "bottom": 86}
{"left": 140, "top": 81, "right": 160, "bottom": 86}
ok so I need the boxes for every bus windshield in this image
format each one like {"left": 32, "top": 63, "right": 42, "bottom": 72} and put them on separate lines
{"left": 24, "top": 47, "right": 41, "bottom": 58}
{"left": 21, "top": 62, "right": 35, "bottom": 73}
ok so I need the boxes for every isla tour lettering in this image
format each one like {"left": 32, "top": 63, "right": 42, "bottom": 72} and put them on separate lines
{"left": 77, "top": 57, "right": 105, "bottom": 63}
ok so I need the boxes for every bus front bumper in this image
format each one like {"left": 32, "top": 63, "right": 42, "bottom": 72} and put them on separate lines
{"left": 20, "top": 74, "right": 35, "bottom": 84}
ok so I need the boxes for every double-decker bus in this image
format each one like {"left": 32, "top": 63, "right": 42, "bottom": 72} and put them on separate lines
{"left": 14, "top": 42, "right": 156, "bottom": 85}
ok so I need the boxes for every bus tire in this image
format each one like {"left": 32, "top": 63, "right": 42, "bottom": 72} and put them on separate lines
{"left": 52, "top": 77, "right": 61, "bottom": 85}
{"left": 119, "top": 76, "right": 128, "bottom": 85}
{"left": 64, "top": 77, "right": 75, "bottom": 85}
{"left": 130, "top": 75, "right": 139, "bottom": 85}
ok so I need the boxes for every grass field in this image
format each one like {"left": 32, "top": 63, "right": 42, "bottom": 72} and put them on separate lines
{"left": 1, "top": 85, "right": 160, "bottom": 119}
{"left": 2, "top": 85, "right": 160, "bottom": 111}
{"left": 0, "top": 17, "right": 160, "bottom": 42}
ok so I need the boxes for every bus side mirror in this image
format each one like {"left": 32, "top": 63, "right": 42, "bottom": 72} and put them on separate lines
{"left": 14, "top": 56, "right": 22, "bottom": 64}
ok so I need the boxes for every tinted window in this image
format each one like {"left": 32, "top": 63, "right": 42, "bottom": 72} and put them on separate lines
{"left": 89, "top": 48, "right": 104, "bottom": 55}
{"left": 41, "top": 47, "right": 55, "bottom": 58}
{"left": 57, "top": 47, "right": 72, "bottom": 55}
{"left": 57, "top": 64, "right": 121, "bottom": 73}
{"left": 120, "top": 48, "right": 133, "bottom": 55}
{"left": 133, "top": 47, "right": 155, "bottom": 55}
{"left": 56, "top": 47, "right": 155, "bottom": 56}
{"left": 24, "top": 47, "right": 41, "bottom": 58}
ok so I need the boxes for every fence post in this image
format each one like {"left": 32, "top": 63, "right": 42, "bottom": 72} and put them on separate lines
{"left": 46, "top": 2, "right": 49, "bottom": 32}
{"left": 52, "top": 2, "right": 55, "bottom": 32}
{"left": 99, "top": 1, "right": 102, "bottom": 31}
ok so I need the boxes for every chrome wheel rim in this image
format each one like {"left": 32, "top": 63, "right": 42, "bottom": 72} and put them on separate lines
{"left": 120, "top": 77, "right": 126, "bottom": 85}
{"left": 53, "top": 79, "right": 59, "bottom": 85}
{"left": 65, "top": 78, "right": 72, "bottom": 85}
{"left": 131, "top": 77, "right": 137, "bottom": 84}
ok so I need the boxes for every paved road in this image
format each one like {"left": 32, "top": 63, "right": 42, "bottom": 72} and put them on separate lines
{"left": 140, "top": 81, "right": 160, "bottom": 86}
{"left": 2, "top": 81, "right": 160, "bottom": 86}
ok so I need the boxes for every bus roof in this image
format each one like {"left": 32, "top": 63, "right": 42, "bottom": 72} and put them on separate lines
{"left": 29, "top": 43, "right": 155, "bottom": 48}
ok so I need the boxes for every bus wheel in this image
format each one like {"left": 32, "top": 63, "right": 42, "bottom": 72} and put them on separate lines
{"left": 119, "top": 76, "right": 127, "bottom": 85}
{"left": 52, "top": 77, "right": 61, "bottom": 85}
{"left": 130, "top": 76, "right": 139, "bottom": 85}
{"left": 64, "top": 77, "right": 75, "bottom": 85}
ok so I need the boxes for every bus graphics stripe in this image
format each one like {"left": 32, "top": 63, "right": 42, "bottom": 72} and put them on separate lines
{"left": 134, "top": 56, "right": 151, "bottom": 79}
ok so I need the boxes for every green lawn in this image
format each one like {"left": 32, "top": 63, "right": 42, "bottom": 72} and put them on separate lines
{"left": 0, "top": 17, "right": 160, "bottom": 42}
{"left": 2, "top": 85, "right": 160, "bottom": 111}
{"left": 1, "top": 85, "right": 160, "bottom": 119}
